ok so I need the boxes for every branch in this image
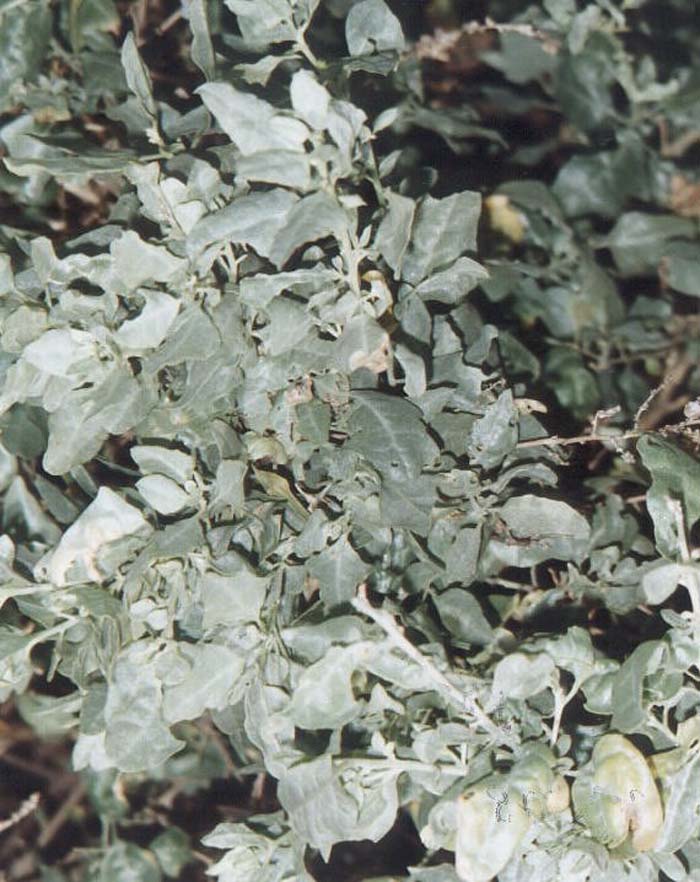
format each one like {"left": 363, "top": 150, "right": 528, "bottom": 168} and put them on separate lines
{"left": 516, "top": 428, "right": 641, "bottom": 450}
{"left": 463, "top": 17, "right": 560, "bottom": 53}
{"left": 414, "top": 17, "right": 560, "bottom": 64}
{"left": 0, "top": 792, "right": 40, "bottom": 835}
{"left": 516, "top": 417, "right": 700, "bottom": 450}
{"left": 352, "top": 584, "right": 516, "bottom": 746}
{"left": 37, "top": 781, "right": 85, "bottom": 849}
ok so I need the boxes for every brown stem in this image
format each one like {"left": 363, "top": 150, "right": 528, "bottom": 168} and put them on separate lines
{"left": 37, "top": 781, "right": 85, "bottom": 849}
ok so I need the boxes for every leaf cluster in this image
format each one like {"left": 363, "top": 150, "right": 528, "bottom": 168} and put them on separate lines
{"left": 1, "top": 2, "right": 700, "bottom": 882}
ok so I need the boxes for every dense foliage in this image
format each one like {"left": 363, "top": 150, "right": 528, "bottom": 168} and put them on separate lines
{"left": 1, "top": 1, "right": 700, "bottom": 881}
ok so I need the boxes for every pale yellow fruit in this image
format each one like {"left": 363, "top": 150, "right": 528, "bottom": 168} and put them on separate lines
{"left": 484, "top": 194, "right": 526, "bottom": 243}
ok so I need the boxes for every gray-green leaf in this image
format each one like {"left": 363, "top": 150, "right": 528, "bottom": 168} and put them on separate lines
{"left": 345, "top": 0, "right": 405, "bottom": 56}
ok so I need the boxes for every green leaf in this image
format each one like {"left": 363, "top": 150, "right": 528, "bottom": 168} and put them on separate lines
{"left": 161, "top": 643, "right": 244, "bottom": 723}
{"left": 600, "top": 212, "right": 695, "bottom": 277}
{"left": 571, "top": 734, "right": 663, "bottom": 852}
{"left": 553, "top": 135, "right": 651, "bottom": 219}
{"left": 150, "top": 827, "right": 192, "bottom": 878}
{"left": 187, "top": 189, "right": 298, "bottom": 262}
{"left": 486, "top": 494, "right": 591, "bottom": 569}
{"left": 239, "top": 267, "right": 335, "bottom": 308}
{"left": 98, "top": 842, "right": 162, "bottom": 882}
{"left": 41, "top": 408, "right": 104, "bottom": 475}
{"left": 278, "top": 754, "right": 400, "bottom": 860}
{"left": 429, "top": 520, "right": 482, "bottom": 585}
{"left": 290, "top": 69, "right": 330, "bottom": 129}
{"left": 197, "top": 82, "right": 309, "bottom": 154}
{"left": 662, "top": 241, "right": 700, "bottom": 297}
{"left": 0, "top": 0, "right": 52, "bottom": 112}
{"left": 16, "top": 690, "right": 82, "bottom": 737}
{"left": 4, "top": 150, "right": 137, "bottom": 178}
{"left": 555, "top": 33, "right": 617, "bottom": 131}
{"left": 143, "top": 306, "right": 221, "bottom": 372}
{"left": 466, "top": 390, "right": 519, "bottom": 470}
{"left": 483, "top": 32, "right": 557, "bottom": 85}
{"left": 136, "top": 475, "right": 193, "bottom": 515}
{"left": 345, "top": 391, "right": 439, "bottom": 481}
{"left": 652, "top": 750, "right": 700, "bottom": 853}
{"left": 402, "top": 192, "right": 482, "bottom": 285}
{"left": 200, "top": 561, "right": 269, "bottom": 629}
{"left": 379, "top": 474, "right": 435, "bottom": 535}
{"left": 0, "top": 628, "right": 33, "bottom": 702}
{"left": 641, "top": 561, "right": 698, "bottom": 605}
{"left": 34, "top": 487, "right": 152, "bottom": 587}
{"left": 345, "top": 0, "right": 405, "bottom": 56}
{"left": 4, "top": 476, "right": 61, "bottom": 547}
{"left": 34, "top": 474, "right": 80, "bottom": 525}
{"left": 544, "top": 348, "right": 600, "bottom": 420}
{"left": 414, "top": 257, "right": 489, "bottom": 305}
{"left": 121, "top": 32, "right": 157, "bottom": 118}
{"left": 490, "top": 652, "right": 555, "bottom": 703}
{"left": 295, "top": 400, "right": 331, "bottom": 445}
{"left": 110, "top": 231, "right": 186, "bottom": 293}
{"left": 610, "top": 640, "right": 664, "bottom": 732}
{"left": 288, "top": 644, "right": 368, "bottom": 729}
{"left": 337, "top": 314, "right": 391, "bottom": 374}
{"left": 203, "top": 815, "right": 308, "bottom": 882}
{"left": 131, "top": 446, "right": 194, "bottom": 484}
{"left": 269, "top": 191, "right": 349, "bottom": 268}
{"left": 306, "top": 535, "right": 371, "bottom": 609}
{"left": 104, "top": 650, "right": 184, "bottom": 772}
{"left": 536, "top": 626, "right": 599, "bottom": 685}
{"left": 113, "top": 290, "right": 180, "bottom": 352}
{"left": 68, "top": 0, "right": 121, "bottom": 52}
{"left": 224, "top": 0, "right": 298, "bottom": 48}
{"left": 395, "top": 343, "right": 426, "bottom": 399}
{"left": 186, "top": 0, "right": 215, "bottom": 80}
{"left": 374, "top": 191, "right": 415, "bottom": 279}
{"left": 434, "top": 589, "right": 493, "bottom": 646}
{"left": 235, "top": 149, "right": 311, "bottom": 190}
{"left": 209, "top": 459, "right": 247, "bottom": 518}
{"left": 637, "top": 435, "right": 700, "bottom": 558}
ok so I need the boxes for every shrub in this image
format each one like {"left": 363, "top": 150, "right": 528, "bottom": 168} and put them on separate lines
{"left": 1, "top": 2, "right": 700, "bottom": 881}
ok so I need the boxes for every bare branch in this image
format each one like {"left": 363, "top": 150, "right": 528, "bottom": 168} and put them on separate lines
{"left": 0, "top": 792, "right": 40, "bottom": 835}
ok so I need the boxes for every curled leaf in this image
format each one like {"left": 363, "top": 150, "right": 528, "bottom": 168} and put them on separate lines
{"left": 572, "top": 734, "right": 663, "bottom": 852}
{"left": 455, "top": 779, "right": 530, "bottom": 882}
{"left": 546, "top": 775, "right": 571, "bottom": 814}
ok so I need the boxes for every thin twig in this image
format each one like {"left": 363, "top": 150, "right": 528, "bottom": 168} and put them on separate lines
{"left": 635, "top": 381, "right": 668, "bottom": 428}
{"left": 463, "top": 16, "right": 560, "bottom": 52}
{"left": 37, "top": 780, "right": 86, "bottom": 849}
{"left": 549, "top": 683, "right": 577, "bottom": 749}
{"left": 415, "top": 17, "right": 561, "bottom": 62}
{"left": 635, "top": 356, "right": 691, "bottom": 430}
{"left": 192, "top": 849, "right": 215, "bottom": 866}
{"left": 658, "top": 118, "right": 700, "bottom": 158}
{"left": 484, "top": 577, "right": 536, "bottom": 592}
{"left": 516, "top": 429, "right": 641, "bottom": 449}
{"left": 516, "top": 418, "right": 700, "bottom": 450}
{"left": 156, "top": 8, "right": 184, "bottom": 35}
{"left": 0, "top": 792, "right": 40, "bottom": 835}
{"left": 351, "top": 584, "right": 515, "bottom": 746}
{"left": 0, "top": 752, "right": 57, "bottom": 781}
